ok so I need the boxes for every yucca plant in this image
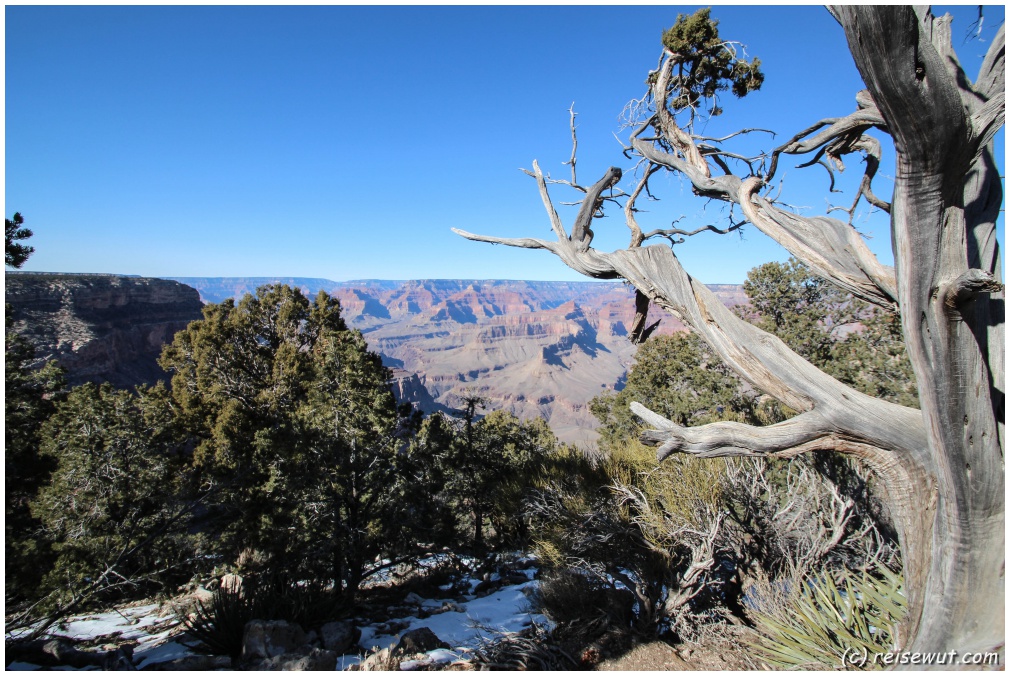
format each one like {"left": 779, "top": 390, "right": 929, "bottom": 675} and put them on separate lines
{"left": 178, "top": 580, "right": 349, "bottom": 661}
{"left": 749, "top": 565, "right": 906, "bottom": 670}
{"left": 180, "top": 585, "right": 266, "bottom": 660}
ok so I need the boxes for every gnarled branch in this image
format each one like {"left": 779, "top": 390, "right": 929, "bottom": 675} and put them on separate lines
{"left": 456, "top": 166, "right": 925, "bottom": 463}
{"left": 629, "top": 109, "right": 898, "bottom": 309}
{"left": 632, "top": 402, "right": 879, "bottom": 461}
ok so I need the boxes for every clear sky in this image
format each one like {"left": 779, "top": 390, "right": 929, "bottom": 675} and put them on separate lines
{"left": 6, "top": 5, "right": 1005, "bottom": 284}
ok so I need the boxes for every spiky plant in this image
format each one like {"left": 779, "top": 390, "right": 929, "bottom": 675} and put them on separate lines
{"left": 749, "top": 565, "right": 906, "bottom": 670}
{"left": 179, "top": 580, "right": 349, "bottom": 660}
{"left": 180, "top": 585, "right": 265, "bottom": 660}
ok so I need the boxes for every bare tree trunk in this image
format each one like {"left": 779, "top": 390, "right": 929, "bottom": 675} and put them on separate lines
{"left": 833, "top": 6, "right": 1005, "bottom": 657}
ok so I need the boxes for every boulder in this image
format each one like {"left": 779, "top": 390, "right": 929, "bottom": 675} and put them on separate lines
{"left": 393, "top": 627, "right": 449, "bottom": 656}
{"left": 242, "top": 620, "right": 309, "bottom": 660}
{"left": 5, "top": 639, "right": 110, "bottom": 670}
{"left": 320, "top": 620, "right": 358, "bottom": 653}
{"left": 403, "top": 592, "right": 425, "bottom": 605}
{"left": 502, "top": 570, "right": 530, "bottom": 584}
{"left": 220, "top": 573, "right": 243, "bottom": 594}
{"left": 354, "top": 647, "right": 398, "bottom": 671}
{"left": 253, "top": 647, "right": 337, "bottom": 671}
{"left": 169, "top": 586, "right": 215, "bottom": 618}
{"left": 473, "top": 578, "right": 504, "bottom": 597}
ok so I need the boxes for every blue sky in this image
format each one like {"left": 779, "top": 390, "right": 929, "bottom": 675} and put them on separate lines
{"left": 6, "top": 5, "right": 1005, "bottom": 284}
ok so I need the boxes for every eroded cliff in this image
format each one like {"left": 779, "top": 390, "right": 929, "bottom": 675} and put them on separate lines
{"left": 6, "top": 273, "right": 204, "bottom": 389}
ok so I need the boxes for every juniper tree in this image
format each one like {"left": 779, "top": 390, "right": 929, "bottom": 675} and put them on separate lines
{"left": 159, "top": 285, "right": 345, "bottom": 568}
{"left": 159, "top": 284, "right": 424, "bottom": 595}
{"left": 292, "top": 325, "right": 423, "bottom": 594}
{"left": 743, "top": 259, "right": 918, "bottom": 408}
{"left": 590, "top": 332, "right": 761, "bottom": 451}
{"left": 30, "top": 383, "right": 191, "bottom": 617}
{"left": 456, "top": 7, "right": 1004, "bottom": 656}
{"left": 429, "top": 399, "right": 562, "bottom": 553}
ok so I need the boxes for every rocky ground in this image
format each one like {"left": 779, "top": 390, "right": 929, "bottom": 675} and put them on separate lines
{"left": 6, "top": 556, "right": 764, "bottom": 671}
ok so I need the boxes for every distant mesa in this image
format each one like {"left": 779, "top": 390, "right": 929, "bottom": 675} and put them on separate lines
{"left": 345, "top": 289, "right": 391, "bottom": 320}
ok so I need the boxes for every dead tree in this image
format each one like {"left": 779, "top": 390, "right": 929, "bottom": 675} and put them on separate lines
{"left": 455, "top": 6, "right": 1004, "bottom": 659}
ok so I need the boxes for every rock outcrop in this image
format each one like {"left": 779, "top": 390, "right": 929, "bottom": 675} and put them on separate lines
{"left": 5, "top": 273, "right": 204, "bottom": 389}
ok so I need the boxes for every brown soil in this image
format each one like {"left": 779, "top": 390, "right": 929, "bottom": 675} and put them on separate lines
{"left": 595, "top": 639, "right": 764, "bottom": 671}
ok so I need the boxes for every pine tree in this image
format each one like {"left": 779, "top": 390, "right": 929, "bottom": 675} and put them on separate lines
{"left": 5, "top": 212, "right": 34, "bottom": 269}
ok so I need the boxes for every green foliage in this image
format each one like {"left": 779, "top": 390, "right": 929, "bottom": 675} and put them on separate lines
{"left": 829, "top": 310, "right": 919, "bottom": 408}
{"left": 659, "top": 8, "right": 764, "bottom": 116}
{"left": 750, "top": 565, "right": 907, "bottom": 670}
{"left": 291, "top": 325, "right": 424, "bottom": 591}
{"left": 5, "top": 305, "right": 67, "bottom": 605}
{"left": 743, "top": 258, "right": 852, "bottom": 366}
{"left": 743, "top": 258, "right": 917, "bottom": 407}
{"left": 31, "top": 383, "right": 191, "bottom": 612}
{"left": 159, "top": 283, "right": 424, "bottom": 594}
{"left": 590, "top": 332, "right": 762, "bottom": 450}
{"left": 435, "top": 400, "right": 563, "bottom": 552}
{"left": 6, "top": 212, "right": 34, "bottom": 268}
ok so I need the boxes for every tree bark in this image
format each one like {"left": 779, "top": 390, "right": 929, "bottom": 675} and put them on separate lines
{"left": 833, "top": 6, "right": 1005, "bottom": 658}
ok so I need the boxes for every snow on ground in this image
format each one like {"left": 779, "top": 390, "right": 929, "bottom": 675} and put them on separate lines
{"left": 7, "top": 565, "right": 547, "bottom": 671}
{"left": 358, "top": 581, "right": 543, "bottom": 654}
{"left": 338, "top": 576, "right": 548, "bottom": 670}
{"left": 48, "top": 604, "right": 166, "bottom": 641}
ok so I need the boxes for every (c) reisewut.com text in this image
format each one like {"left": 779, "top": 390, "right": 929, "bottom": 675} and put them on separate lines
{"left": 842, "top": 647, "right": 1000, "bottom": 668}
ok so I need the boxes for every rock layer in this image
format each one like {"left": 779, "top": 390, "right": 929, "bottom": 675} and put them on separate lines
{"left": 5, "top": 273, "right": 204, "bottom": 389}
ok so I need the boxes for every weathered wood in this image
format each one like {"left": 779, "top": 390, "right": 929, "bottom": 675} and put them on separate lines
{"left": 834, "top": 5, "right": 1005, "bottom": 659}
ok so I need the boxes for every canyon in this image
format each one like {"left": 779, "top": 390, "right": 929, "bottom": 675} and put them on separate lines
{"left": 171, "top": 277, "right": 747, "bottom": 444}
{"left": 6, "top": 273, "right": 746, "bottom": 444}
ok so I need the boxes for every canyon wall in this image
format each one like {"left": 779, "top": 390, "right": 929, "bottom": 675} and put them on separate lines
{"left": 5, "top": 273, "right": 204, "bottom": 389}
